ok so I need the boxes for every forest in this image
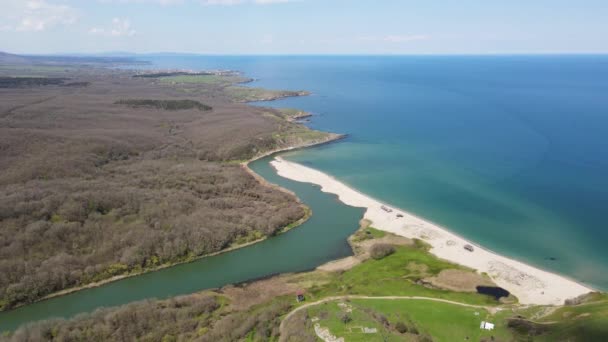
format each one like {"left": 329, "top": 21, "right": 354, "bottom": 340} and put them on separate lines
{"left": 0, "top": 77, "right": 67, "bottom": 88}
{"left": 0, "top": 61, "right": 335, "bottom": 310}
{"left": 4, "top": 290, "right": 302, "bottom": 342}
{"left": 115, "top": 99, "right": 212, "bottom": 111}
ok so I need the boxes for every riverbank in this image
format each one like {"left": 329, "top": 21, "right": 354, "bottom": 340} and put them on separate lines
{"left": 270, "top": 157, "right": 594, "bottom": 306}
{"left": 28, "top": 214, "right": 309, "bottom": 310}
{"left": 4, "top": 133, "right": 345, "bottom": 314}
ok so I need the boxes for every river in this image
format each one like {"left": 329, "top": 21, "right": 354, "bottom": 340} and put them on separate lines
{"left": 0, "top": 153, "right": 364, "bottom": 332}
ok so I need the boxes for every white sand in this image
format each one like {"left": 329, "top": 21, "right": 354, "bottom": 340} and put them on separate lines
{"left": 271, "top": 157, "right": 593, "bottom": 305}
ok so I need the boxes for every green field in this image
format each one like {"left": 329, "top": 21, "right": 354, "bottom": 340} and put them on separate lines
{"left": 299, "top": 241, "right": 498, "bottom": 307}
{"left": 350, "top": 226, "right": 387, "bottom": 242}
{"left": 528, "top": 297, "right": 608, "bottom": 341}
{"left": 276, "top": 108, "right": 312, "bottom": 120}
{"left": 158, "top": 74, "right": 249, "bottom": 86}
{"left": 305, "top": 298, "right": 510, "bottom": 342}
{"left": 285, "top": 231, "right": 608, "bottom": 341}
{"left": 225, "top": 86, "right": 308, "bottom": 102}
{"left": 280, "top": 230, "right": 508, "bottom": 341}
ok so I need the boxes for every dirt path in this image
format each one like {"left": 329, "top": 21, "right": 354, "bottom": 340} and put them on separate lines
{"left": 279, "top": 295, "right": 497, "bottom": 341}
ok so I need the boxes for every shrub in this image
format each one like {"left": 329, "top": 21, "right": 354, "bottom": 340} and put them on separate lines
{"left": 420, "top": 334, "right": 434, "bottom": 342}
{"left": 370, "top": 243, "right": 395, "bottom": 260}
{"left": 340, "top": 314, "right": 352, "bottom": 324}
{"left": 395, "top": 321, "right": 408, "bottom": 333}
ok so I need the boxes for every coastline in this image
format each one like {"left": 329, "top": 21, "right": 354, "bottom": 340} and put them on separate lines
{"left": 270, "top": 156, "right": 594, "bottom": 306}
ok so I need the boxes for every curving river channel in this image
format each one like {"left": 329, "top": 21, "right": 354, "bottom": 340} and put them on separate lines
{"left": 0, "top": 151, "right": 364, "bottom": 332}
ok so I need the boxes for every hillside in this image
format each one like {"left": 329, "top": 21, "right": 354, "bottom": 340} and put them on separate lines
{"left": 0, "top": 59, "right": 337, "bottom": 311}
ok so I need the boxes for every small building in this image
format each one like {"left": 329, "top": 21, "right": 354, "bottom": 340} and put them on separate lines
{"left": 464, "top": 244, "right": 474, "bottom": 252}
{"left": 296, "top": 291, "right": 305, "bottom": 302}
{"left": 480, "top": 321, "right": 495, "bottom": 330}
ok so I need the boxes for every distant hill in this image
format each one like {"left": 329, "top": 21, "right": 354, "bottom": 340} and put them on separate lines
{"left": 0, "top": 51, "right": 145, "bottom": 65}
{"left": 0, "top": 52, "right": 30, "bottom": 64}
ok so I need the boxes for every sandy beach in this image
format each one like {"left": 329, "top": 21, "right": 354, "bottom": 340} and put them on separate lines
{"left": 271, "top": 157, "right": 593, "bottom": 305}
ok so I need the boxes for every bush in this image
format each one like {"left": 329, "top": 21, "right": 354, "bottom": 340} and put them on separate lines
{"left": 370, "top": 243, "right": 395, "bottom": 260}
{"left": 506, "top": 318, "right": 548, "bottom": 336}
{"left": 420, "top": 334, "right": 434, "bottom": 342}
{"left": 340, "top": 314, "right": 352, "bottom": 324}
{"left": 395, "top": 321, "right": 408, "bottom": 333}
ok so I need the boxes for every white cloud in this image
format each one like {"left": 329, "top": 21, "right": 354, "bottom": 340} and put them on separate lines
{"left": 89, "top": 18, "right": 136, "bottom": 37}
{"left": 359, "top": 34, "right": 430, "bottom": 43}
{"left": 0, "top": 0, "right": 78, "bottom": 32}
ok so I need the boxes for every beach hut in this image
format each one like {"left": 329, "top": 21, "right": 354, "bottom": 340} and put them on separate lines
{"left": 464, "top": 244, "right": 474, "bottom": 252}
{"left": 296, "top": 290, "right": 305, "bottom": 302}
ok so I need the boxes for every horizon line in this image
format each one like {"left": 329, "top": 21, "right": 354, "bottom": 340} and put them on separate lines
{"left": 8, "top": 51, "right": 608, "bottom": 58}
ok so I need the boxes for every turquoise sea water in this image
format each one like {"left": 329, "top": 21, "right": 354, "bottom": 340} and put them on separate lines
{"left": 144, "top": 55, "right": 608, "bottom": 290}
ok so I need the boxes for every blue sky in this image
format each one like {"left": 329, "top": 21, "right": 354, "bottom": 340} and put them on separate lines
{"left": 1, "top": 0, "right": 607, "bottom": 54}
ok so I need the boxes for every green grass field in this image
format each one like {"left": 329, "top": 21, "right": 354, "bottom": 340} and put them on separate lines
{"left": 350, "top": 226, "right": 386, "bottom": 242}
{"left": 300, "top": 242, "right": 497, "bottom": 307}
{"left": 305, "top": 298, "right": 511, "bottom": 342}
{"left": 225, "top": 86, "right": 307, "bottom": 102}
{"left": 158, "top": 74, "right": 249, "bottom": 86}
{"left": 157, "top": 75, "right": 307, "bottom": 102}
{"left": 286, "top": 230, "right": 608, "bottom": 341}
{"left": 529, "top": 297, "right": 608, "bottom": 341}
{"left": 276, "top": 108, "right": 312, "bottom": 120}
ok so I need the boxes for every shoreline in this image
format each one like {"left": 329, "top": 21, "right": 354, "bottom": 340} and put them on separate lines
{"left": 270, "top": 156, "right": 594, "bottom": 306}
{"left": 7, "top": 209, "right": 313, "bottom": 314}
{"left": 27, "top": 236, "right": 272, "bottom": 308}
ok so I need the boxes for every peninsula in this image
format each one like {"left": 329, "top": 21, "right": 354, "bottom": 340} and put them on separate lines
{"left": 271, "top": 157, "right": 593, "bottom": 306}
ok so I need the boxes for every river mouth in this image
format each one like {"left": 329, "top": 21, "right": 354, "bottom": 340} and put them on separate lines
{"left": 0, "top": 154, "right": 365, "bottom": 332}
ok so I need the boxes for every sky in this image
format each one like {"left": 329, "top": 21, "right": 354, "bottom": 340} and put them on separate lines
{"left": 1, "top": 0, "right": 607, "bottom": 55}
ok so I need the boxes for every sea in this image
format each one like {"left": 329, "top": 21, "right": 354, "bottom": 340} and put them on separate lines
{"left": 140, "top": 55, "right": 608, "bottom": 290}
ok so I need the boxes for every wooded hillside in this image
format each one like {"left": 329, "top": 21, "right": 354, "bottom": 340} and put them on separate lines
{"left": 0, "top": 63, "right": 335, "bottom": 310}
